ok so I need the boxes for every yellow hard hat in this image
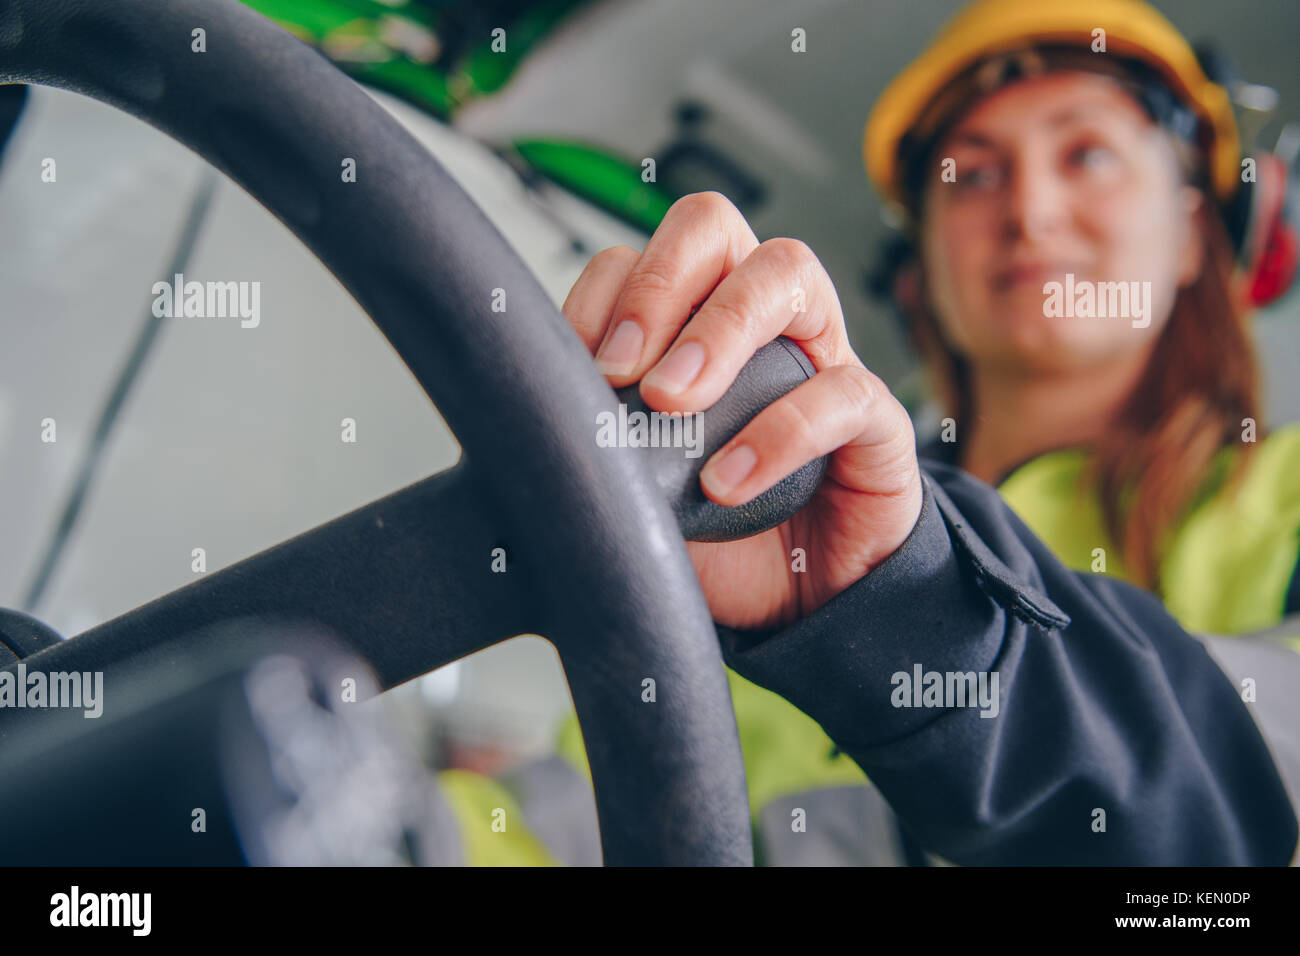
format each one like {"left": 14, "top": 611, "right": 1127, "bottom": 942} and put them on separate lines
{"left": 863, "top": 0, "right": 1241, "bottom": 210}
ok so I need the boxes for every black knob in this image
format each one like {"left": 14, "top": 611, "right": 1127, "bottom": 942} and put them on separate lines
{"left": 606, "top": 337, "right": 829, "bottom": 542}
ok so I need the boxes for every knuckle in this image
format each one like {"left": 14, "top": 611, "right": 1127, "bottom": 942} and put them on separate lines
{"left": 834, "top": 364, "right": 884, "bottom": 420}
{"left": 669, "top": 191, "right": 751, "bottom": 245}
{"left": 592, "top": 244, "right": 640, "bottom": 268}
{"left": 621, "top": 257, "right": 678, "bottom": 302}
{"left": 673, "top": 190, "right": 736, "bottom": 222}
{"left": 700, "top": 294, "right": 754, "bottom": 338}
{"left": 758, "top": 237, "right": 839, "bottom": 335}
{"left": 759, "top": 236, "right": 816, "bottom": 273}
{"left": 769, "top": 393, "right": 820, "bottom": 446}
{"left": 845, "top": 369, "right": 914, "bottom": 450}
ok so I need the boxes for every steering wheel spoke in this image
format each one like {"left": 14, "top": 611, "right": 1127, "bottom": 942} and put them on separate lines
{"left": 30, "top": 465, "right": 533, "bottom": 689}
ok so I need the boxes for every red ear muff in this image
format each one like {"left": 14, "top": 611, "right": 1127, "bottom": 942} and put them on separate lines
{"left": 1248, "top": 210, "right": 1298, "bottom": 307}
{"left": 1239, "top": 152, "right": 1299, "bottom": 308}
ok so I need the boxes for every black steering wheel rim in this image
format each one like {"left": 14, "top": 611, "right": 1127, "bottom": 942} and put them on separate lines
{"left": 0, "top": 0, "right": 753, "bottom": 865}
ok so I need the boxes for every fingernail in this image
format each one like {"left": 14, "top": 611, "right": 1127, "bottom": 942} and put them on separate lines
{"left": 594, "top": 321, "right": 644, "bottom": 376}
{"left": 643, "top": 340, "right": 706, "bottom": 395}
{"left": 701, "top": 444, "right": 757, "bottom": 498}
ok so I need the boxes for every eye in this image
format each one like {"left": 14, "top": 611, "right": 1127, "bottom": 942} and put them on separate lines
{"left": 1067, "top": 142, "right": 1116, "bottom": 171}
{"left": 956, "top": 161, "right": 1003, "bottom": 191}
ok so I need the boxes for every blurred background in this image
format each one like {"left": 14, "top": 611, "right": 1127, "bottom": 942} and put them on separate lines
{"left": 2, "top": 0, "right": 1298, "bottom": 777}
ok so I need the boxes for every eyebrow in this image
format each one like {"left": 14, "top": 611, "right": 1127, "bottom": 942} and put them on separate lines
{"left": 1043, "top": 103, "right": 1112, "bottom": 127}
{"left": 945, "top": 130, "right": 999, "bottom": 150}
{"left": 946, "top": 102, "right": 1118, "bottom": 149}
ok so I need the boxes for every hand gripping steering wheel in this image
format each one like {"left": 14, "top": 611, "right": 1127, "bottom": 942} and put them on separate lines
{"left": 0, "top": 0, "right": 828, "bottom": 865}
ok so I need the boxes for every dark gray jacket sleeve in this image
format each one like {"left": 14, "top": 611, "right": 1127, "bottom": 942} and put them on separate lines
{"left": 715, "top": 459, "right": 1299, "bottom": 865}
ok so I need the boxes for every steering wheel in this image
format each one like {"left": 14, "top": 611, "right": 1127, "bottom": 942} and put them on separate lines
{"left": 0, "top": 0, "right": 827, "bottom": 865}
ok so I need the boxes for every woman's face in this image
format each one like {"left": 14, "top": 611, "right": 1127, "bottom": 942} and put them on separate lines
{"left": 919, "top": 70, "right": 1204, "bottom": 377}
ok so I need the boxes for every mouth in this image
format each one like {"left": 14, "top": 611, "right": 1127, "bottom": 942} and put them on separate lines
{"left": 991, "top": 262, "right": 1081, "bottom": 293}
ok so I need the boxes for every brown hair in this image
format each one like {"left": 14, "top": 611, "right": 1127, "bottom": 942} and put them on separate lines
{"left": 901, "top": 169, "right": 1261, "bottom": 594}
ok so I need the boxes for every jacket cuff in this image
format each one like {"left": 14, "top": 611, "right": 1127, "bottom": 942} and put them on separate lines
{"left": 716, "top": 469, "right": 1032, "bottom": 748}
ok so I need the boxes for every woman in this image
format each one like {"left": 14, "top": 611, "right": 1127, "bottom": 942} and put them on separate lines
{"left": 444, "top": 0, "right": 1300, "bottom": 865}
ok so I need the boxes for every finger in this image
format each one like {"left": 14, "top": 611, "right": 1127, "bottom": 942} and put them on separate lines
{"left": 639, "top": 236, "right": 849, "bottom": 412}
{"left": 562, "top": 244, "right": 642, "bottom": 354}
{"left": 698, "top": 362, "right": 912, "bottom": 507}
{"left": 593, "top": 191, "right": 759, "bottom": 384}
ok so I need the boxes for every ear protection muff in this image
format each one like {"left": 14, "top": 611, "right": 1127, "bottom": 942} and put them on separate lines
{"left": 1238, "top": 151, "right": 1299, "bottom": 306}
{"left": 1196, "top": 44, "right": 1299, "bottom": 307}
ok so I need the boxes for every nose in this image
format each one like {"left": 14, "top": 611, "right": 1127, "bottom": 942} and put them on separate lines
{"left": 1002, "top": 148, "right": 1067, "bottom": 243}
